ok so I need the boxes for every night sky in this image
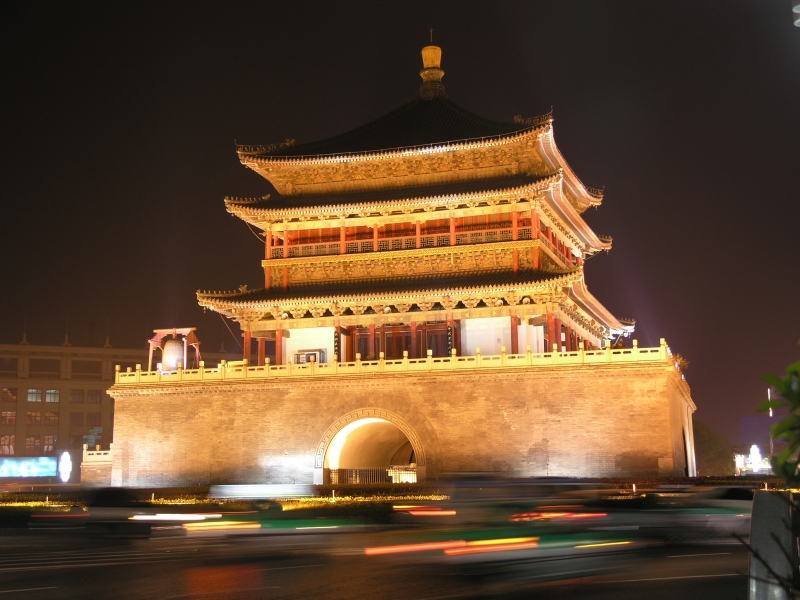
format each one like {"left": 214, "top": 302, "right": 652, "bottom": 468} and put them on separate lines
{"left": 2, "top": 1, "right": 798, "bottom": 444}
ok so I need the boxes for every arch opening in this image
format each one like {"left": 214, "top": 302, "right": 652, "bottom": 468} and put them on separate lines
{"left": 323, "top": 417, "right": 417, "bottom": 483}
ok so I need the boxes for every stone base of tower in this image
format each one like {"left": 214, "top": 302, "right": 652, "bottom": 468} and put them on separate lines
{"left": 108, "top": 357, "right": 695, "bottom": 487}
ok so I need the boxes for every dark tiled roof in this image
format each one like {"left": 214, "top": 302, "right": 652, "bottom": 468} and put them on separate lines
{"left": 227, "top": 173, "right": 552, "bottom": 211}
{"left": 198, "top": 269, "right": 576, "bottom": 304}
{"left": 254, "top": 96, "right": 531, "bottom": 158}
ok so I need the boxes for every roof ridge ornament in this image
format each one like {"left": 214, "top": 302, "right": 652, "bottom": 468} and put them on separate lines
{"left": 419, "top": 43, "right": 445, "bottom": 99}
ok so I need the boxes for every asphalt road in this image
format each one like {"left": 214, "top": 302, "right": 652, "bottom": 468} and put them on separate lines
{"left": 0, "top": 529, "right": 748, "bottom": 599}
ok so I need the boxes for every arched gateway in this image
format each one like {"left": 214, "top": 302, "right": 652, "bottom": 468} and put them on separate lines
{"left": 314, "top": 409, "right": 426, "bottom": 484}
{"left": 103, "top": 43, "right": 697, "bottom": 488}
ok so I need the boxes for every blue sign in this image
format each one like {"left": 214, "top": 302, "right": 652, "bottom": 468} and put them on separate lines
{"left": 0, "top": 457, "right": 58, "bottom": 478}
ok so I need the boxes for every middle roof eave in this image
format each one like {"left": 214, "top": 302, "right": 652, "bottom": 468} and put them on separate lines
{"left": 225, "top": 173, "right": 555, "bottom": 213}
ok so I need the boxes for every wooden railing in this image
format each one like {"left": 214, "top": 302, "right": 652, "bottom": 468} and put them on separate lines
{"left": 270, "top": 226, "right": 545, "bottom": 259}
{"left": 115, "top": 340, "right": 673, "bottom": 386}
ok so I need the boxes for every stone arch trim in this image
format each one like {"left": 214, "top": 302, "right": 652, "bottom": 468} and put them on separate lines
{"left": 314, "top": 408, "right": 426, "bottom": 469}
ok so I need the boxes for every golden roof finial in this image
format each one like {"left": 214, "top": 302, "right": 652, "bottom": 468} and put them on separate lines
{"left": 419, "top": 35, "right": 445, "bottom": 98}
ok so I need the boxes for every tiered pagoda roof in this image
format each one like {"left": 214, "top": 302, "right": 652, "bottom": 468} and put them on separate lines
{"left": 200, "top": 43, "right": 634, "bottom": 344}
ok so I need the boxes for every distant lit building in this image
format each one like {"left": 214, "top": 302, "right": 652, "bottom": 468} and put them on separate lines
{"left": 0, "top": 337, "right": 238, "bottom": 482}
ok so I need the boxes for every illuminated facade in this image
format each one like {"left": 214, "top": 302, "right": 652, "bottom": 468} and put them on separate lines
{"left": 107, "top": 45, "right": 696, "bottom": 486}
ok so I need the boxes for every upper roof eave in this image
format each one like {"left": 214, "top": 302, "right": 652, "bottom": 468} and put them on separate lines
{"left": 237, "top": 121, "right": 549, "bottom": 167}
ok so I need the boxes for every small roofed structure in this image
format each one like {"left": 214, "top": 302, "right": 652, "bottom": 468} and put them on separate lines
{"left": 147, "top": 328, "right": 201, "bottom": 371}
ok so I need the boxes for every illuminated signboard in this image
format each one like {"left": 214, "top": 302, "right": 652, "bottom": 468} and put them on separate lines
{"left": 0, "top": 457, "right": 58, "bottom": 478}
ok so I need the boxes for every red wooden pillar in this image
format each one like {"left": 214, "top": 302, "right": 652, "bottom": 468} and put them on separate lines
{"left": 449, "top": 217, "right": 456, "bottom": 246}
{"left": 410, "top": 321, "right": 418, "bottom": 358}
{"left": 512, "top": 211, "right": 519, "bottom": 273}
{"left": 373, "top": 224, "right": 379, "bottom": 252}
{"left": 546, "top": 312, "right": 556, "bottom": 352}
{"left": 565, "top": 247, "right": 573, "bottom": 267}
{"left": 368, "top": 323, "right": 376, "bottom": 359}
{"left": 264, "top": 229, "right": 272, "bottom": 290}
{"left": 564, "top": 325, "right": 572, "bottom": 352}
{"left": 553, "top": 317, "right": 562, "bottom": 352}
{"left": 415, "top": 221, "right": 421, "bottom": 249}
{"left": 257, "top": 337, "right": 265, "bottom": 366}
{"left": 282, "top": 232, "right": 289, "bottom": 290}
{"left": 243, "top": 330, "right": 252, "bottom": 363}
{"left": 274, "top": 331, "right": 282, "bottom": 365}
{"left": 340, "top": 223, "right": 346, "bottom": 254}
{"left": 510, "top": 314, "right": 519, "bottom": 354}
{"left": 584, "top": 339, "right": 591, "bottom": 351}
{"left": 453, "top": 319, "right": 461, "bottom": 356}
{"left": 532, "top": 210, "right": 541, "bottom": 271}
{"left": 345, "top": 326, "right": 354, "bottom": 362}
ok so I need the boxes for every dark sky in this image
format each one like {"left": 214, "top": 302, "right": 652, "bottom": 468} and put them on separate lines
{"left": 1, "top": 1, "right": 798, "bottom": 444}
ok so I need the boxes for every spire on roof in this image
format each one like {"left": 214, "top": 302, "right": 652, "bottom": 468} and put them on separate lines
{"left": 419, "top": 42, "right": 445, "bottom": 99}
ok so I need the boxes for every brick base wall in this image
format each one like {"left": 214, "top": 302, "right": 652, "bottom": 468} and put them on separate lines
{"left": 108, "top": 361, "right": 695, "bottom": 487}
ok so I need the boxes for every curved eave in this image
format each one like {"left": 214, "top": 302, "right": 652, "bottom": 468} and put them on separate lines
{"left": 567, "top": 279, "right": 634, "bottom": 337}
{"left": 197, "top": 270, "right": 580, "bottom": 312}
{"left": 538, "top": 128, "right": 603, "bottom": 213}
{"left": 238, "top": 123, "right": 548, "bottom": 168}
{"left": 224, "top": 172, "right": 563, "bottom": 226}
{"left": 544, "top": 181, "right": 612, "bottom": 254}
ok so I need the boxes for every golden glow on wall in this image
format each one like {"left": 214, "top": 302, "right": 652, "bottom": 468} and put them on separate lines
{"left": 325, "top": 418, "right": 387, "bottom": 469}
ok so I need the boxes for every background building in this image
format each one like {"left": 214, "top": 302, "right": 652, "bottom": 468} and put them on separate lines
{"left": 0, "top": 337, "right": 239, "bottom": 482}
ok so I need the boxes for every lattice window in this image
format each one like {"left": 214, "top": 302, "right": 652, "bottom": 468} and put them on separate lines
{"left": 485, "top": 231, "right": 498, "bottom": 243}
{"left": 346, "top": 242, "right": 358, "bottom": 254}
{"left": 314, "top": 244, "right": 327, "bottom": 255}
{"left": 391, "top": 239, "right": 403, "bottom": 250}
{"left": 360, "top": 241, "right": 373, "bottom": 252}
{"left": 405, "top": 238, "right": 415, "bottom": 249}
{"left": 271, "top": 248, "right": 284, "bottom": 259}
{"left": 421, "top": 236, "right": 435, "bottom": 248}
{"left": 436, "top": 235, "right": 450, "bottom": 247}
{"left": 289, "top": 247, "right": 300, "bottom": 257}
{"left": 378, "top": 240, "right": 389, "bottom": 251}
{"left": 500, "top": 230, "right": 512, "bottom": 241}
{"left": 455, "top": 234, "right": 468, "bottom": 245}
{"left": 470, "top": 232, "right": 483, "bottom": 244}
{"left": 328, "top": 244, "right": 339, "bottom": 255}
{"left": 519, "top": 227, "right": 532, "bottom": 240}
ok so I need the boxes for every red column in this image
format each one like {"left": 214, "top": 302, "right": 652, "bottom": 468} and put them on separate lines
{"left": 553, "top": 317, "right": 562, "bottom": 352}
{"left": 368, "top": 323, "right": 376, "bottom": 359}
{"left": 510, "top": 314, "right": 519, "bottom": 354}
{"left": 282, "top": 232, "right": 289, "bottom": 290}
{"left": 453, "top": 320, "right": 461, "bottom": 356}
{"left": 257, "top": 338, "right": 265, "bottom": 366}
{"left": 410, "top": 321, "right": 418, "bottom": 358}
{"left": 373, "top": 224, "right": 379, "bottom": 252}
{"left": 546, "top": 312, "right": 556, "bottom": 352}
{"left": 584, "top": 339, "right": 591, "bottom": 351}
{"left": 243, "top": 330, "right": 252, "bottom": 363}
{"left": 345, "top": 326, "right": 354, "bottom": 362}
{"left": 564, "top": 325, "right": 572, "bottom": 352}
{"left": 340, "top": 223, "right": 346, "bottom": 254}
{"left": 415, "top": 221, "right": 421, "bottom": 249}
{"left": 512, "top": 211, "right": 519, "bottom": 273}
{"left": 274, "top": 331, "right": 282, "bottom": 365}
{"left": 264, "top": 230, "right": 272, "bottom": 290}
{"left": 566, "top": 247, "right": 573, "bottom": 267}
{"left": 532, "top": 247, "right": 540, "bottom": 270}
{"left": 449, "top": 217, "right": 456, "bottom": 246}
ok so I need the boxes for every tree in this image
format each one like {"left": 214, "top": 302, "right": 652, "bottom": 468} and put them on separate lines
{"left": 758, "top": 340, "right": 800, "bottom": 485}
{"left": 693, "top": 420, "right": 734, "bottom": 476}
